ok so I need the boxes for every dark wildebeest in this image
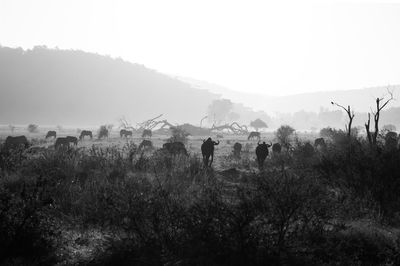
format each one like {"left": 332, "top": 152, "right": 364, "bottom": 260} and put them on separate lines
{"left": 79, "top": 130, "right": 93, "bottom": 140}
{"left": 248, "top": 131, "right": 261, "bottom": 141}
{"left": 272, "top": 143, "right": 281, "bottom": 154}
{"left": 138, "top": 140, "right": 153, "bottom": 151}
{"left": 66, "top": 136, "right": 78, "bottom": 146}
{"left": 233, "top": 142, "right": 242, "bottom": 158}
{"left": 255, "top": 141, "right": 272, "bottom": 170}
{"left": 120, "top": 129, "right": 133, "bottom": 138}
{"left": 142, "top": 129, "right": 152, "bottom": 138}
{"left": 201, "top": 138, "right": 220, "bottom": 167}
{"left": 45, "top": 131, "right": 56, "bottom": 139}
{"left": 314, "top": 138, "right": 326, "bottom": 149}
{"left": 162, "top": 142, "right": 188, "bottom": 155}
{"left": 55, "top": 137, "right": 71, "bottom": 149}
{"left": 4, "top": 136, "right": 29, "bottom": 150}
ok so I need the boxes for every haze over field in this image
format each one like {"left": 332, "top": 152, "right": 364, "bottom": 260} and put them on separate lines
{"left": 1, "top": 46, "right": 400, "bottom": 130}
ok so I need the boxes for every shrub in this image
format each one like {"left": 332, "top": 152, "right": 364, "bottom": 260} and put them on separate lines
{"left": 275, "top": 125, "right": 295, "bottom": 147}
{"left": 167, "top": 126, "right": 190, "bottom": 144}
{"left": 27, "top": 124, "right": 39, "bottom": 133}
{"left": 98, "top": 125, "right": 109, "bottom": 139}
{"left": 0, "top": 176, "right": 59, "bottom": 265}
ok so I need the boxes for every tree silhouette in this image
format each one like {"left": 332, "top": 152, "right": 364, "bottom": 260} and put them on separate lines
{"left": 331, "top": 101, "right": 354, "bottom": 137}
{"left": 250, "top": 118, "right": 268, "bottom": 132}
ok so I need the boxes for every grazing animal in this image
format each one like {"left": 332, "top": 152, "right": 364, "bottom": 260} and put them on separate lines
{"left": 79, "top": 130, "right": 93, "bottom": 140}
{"left": 233, "top": 142, "right": 242, "bottom": 158}
{"left": 138, "top": 140, "right": 153, "bottom": 151}
{"left": 248, "top": 131, "right": 261, "bottom": 140}
{"left": 120, "top": 129, "right": 133, "bottom": 138}
{"left": 55, "top": 137, "right": 71, "bottom": 149}
{"left": 314, "top": 138, "right": 326, "bottom": 149}
{"left": 162, "top": 142, "right": 188, "bottom": 155}
{"left": 272, "top": 143, "right": 281, "bottom": 154}
{"left": 4, "top": 135, "right": 29, "bottom": 149}
{"left": 142, "top": 129, "right": 152, "bottom": 138}
{"left": 201, "top": 138, "right": 220, "bottom": 167}
{"left": 255, "top": 141, "right": 272, "bottom": 170}
{"left": 45, "top": 130, "right": 56, "bottom": 139}
{"left": 66, "top": 136, "right": 78, "bottom": 146}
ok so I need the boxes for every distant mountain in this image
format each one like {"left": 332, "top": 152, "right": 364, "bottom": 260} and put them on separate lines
{"left": 1, "top": 45, "right": 398, "bottom": 129}
{"left": 179, "top": 76, "right": 400, "bottom": 114}
{"left": 0, "top": 46, "right": 219, "bottom": 126}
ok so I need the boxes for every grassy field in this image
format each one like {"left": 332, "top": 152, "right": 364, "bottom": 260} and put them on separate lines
{"left": 1, "top": 125, "right": 400, "bottom": 265}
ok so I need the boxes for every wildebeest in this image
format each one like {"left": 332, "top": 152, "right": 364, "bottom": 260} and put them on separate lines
{"left": 162, "top": 142, "right": 188, "bottom": 155}
{"left": 255, "top": 141, "right": 272, "bottom": 170}
{"left": 120, "top": 129, "right": 133, "bottom": 138}
{"left": 79, "top": 130, "right": 93, "bottom": 140}
{"left": 55, "top": 137, "right": 71, "bottom": 149}
{"left": 201, "top": 138, "right": 220, "bottom": 167}
{"left": 45, "top": 130, "right": 56, "bottom": 139}
{"left": 66, "top": 136, "right": 78, "bottom": 146}
{"left": 142, "top": 129, "right": 152, "bottom": 138}
{"left": 138, "top": 140, "right": 153, "bottom": 151}
{"left": 248, "top": 131, "right": 261, "bottom": 140}
{"left": 272, "top": 143, "right": 281, "bottom": 154}
{"left": 233, "top": 142, "right": 242, "bottom": 158}
{"left": 4, "top": 135, "right": 29, "bottom": 149}
{"left": 314, "top": 138, "right": 326, "bottom": 149}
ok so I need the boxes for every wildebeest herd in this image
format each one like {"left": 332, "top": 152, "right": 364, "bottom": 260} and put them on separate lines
{"left": 1, "top": 128, "right": 336, "bottom": 170}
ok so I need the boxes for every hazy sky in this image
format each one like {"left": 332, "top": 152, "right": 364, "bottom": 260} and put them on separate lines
{"left": 1, "top": 0, "right": 400, "bottom": 96}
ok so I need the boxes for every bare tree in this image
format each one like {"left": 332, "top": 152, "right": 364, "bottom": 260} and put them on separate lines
{"left": 137, "top": 114, "right": 175, "bottom": 131}
{"left": 331, "top": 102, "right": 355, "bottom": 137}
{"left": 119, "top": 116, "right": 136, "bottom": 131}
{"left": 200, "top": 115, "right": 208, "bottom": 128}
{"left": 365, "top": 88, "right": 394, "bottom": 146}
{"left": 210, "top": 122, "right": 248, "bottom": 135}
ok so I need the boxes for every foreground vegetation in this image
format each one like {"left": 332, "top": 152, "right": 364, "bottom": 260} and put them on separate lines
{"left": 1, "top": 129, "right": 400, "bottom": 265}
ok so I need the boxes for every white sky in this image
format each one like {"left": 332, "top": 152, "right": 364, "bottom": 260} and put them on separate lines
{"left": 1, "top": 0, "right": 400, "bottom": 96}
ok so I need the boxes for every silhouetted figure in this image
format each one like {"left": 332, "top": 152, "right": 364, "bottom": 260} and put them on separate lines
{"left": 162, "top": 142, "right": 187, "bottom": 155}
{"left": 272, "top": 143, "right": 281, "bottom": 154}
{"left": 55, "top": 137, "right": 70, "bottom": 149}
{"left": 138, "top": 140, "right": 153, "bottom": 151}
{"left": 233, "top": 142, "right": 242, "bottom": 158}
{"left": 248, "top": 131, "right": 261, "bottom": 141}
{"left": 142, "top": 129, "right": 152, "bottom": 138}
{"left": 79, "top": 130, "right": 93, "bottom": 140}
{"left": 45, "top": 130, "right": 56, "bottom": 139}
{"left": 120, "top": 129, "right": 133, "bottom": 138}
{"left": 5, "top": 135, "right": 29, "bottom": 150}
{"left": 201, "top": 137, "right": 220, "bottom": 167}
{"left": 255, "top": 141, "right": 272, "bottom": 170}
{"left": 66, "top": 136, "right": 78, "bottom": 146}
